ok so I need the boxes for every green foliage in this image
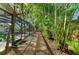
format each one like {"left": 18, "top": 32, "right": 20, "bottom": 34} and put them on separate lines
{"left": 0, "top": 51, "right": 6, "bottom": 55}
{"left": 0, "top": 32, "right": 6, "bottom": 42}
{"left": 66, "top": 39, "right": 79, "bottom": 54}
{"left": 14, "top": 3, "right": 79, "bottom": 54}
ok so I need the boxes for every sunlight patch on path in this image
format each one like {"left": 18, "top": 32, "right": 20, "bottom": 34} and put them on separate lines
{"left": 0, "top": 42, "right": 6, "bottom": 51}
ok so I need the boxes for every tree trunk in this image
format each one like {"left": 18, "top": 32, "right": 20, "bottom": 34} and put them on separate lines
{"left": 61, "top": 4, "right": 67, "bottom": 50}
{"left": 54, "top": 4, "right": 57, "bottom": 26}
{"left": 11, "top": 5, "right": 16, "bottom": 47}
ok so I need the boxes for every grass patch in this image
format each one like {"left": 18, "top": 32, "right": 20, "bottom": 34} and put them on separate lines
{"left": 66, "top": 39, "right": 79, "bottom": 54}
{"left": 0, "top": 51, "right": 6, "bottom": 55}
